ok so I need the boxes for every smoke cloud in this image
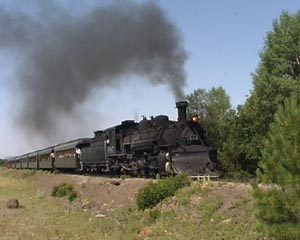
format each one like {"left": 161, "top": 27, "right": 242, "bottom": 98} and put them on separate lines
{"left": 0, "top": 1, "right": 187, "bottom": 139}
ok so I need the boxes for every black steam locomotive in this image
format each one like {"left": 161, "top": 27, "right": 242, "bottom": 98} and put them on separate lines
{"left": 8, "top": 101, "right": 219, "bottom": 177}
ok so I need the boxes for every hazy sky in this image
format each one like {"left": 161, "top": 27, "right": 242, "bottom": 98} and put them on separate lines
{"left": 0, "top": 0, "right": 299, "bottom": 157}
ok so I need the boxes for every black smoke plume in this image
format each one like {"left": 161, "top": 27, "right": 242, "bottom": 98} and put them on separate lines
{"left": 0, "top": 1, "right": 187, "bottom": 139}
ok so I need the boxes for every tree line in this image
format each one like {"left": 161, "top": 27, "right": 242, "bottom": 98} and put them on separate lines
{"left": 187, "top": 11, "right": 300, "bottom": 239}
{"left": 188, "top": 11, "right": 300, "bottom": 177}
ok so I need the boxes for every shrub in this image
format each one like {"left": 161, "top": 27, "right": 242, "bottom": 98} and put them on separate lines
{"left": 68, "top": 191, "right": 78, "bottom": 202}
{"left": 120, "top": 175, "right": 130, "bottom": 180}
{"left": 52, "top": 183, "right": 77, "bottom": 201}
{"left": 136, "top": 174, "right": 190, "bottom": 210}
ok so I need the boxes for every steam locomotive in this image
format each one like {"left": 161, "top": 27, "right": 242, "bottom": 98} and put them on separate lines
{"left": 8, "top": 101, "right": 219, "bottom": 177}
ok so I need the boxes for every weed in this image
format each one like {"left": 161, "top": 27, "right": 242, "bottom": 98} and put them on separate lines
{"left": 120, "top": 175, "right": 130, "bottom": 180}
{"left": 52, "top": 183, "right": 78, "bottom": 202}
{"left": 68, "top": 191, "right": 78, "bottom": 202}
{"left": 52, "top": 183, "right": 73, "bottom": 197}
{"left": 148, "top": 209, "right": 161, "bottom": 223}
{"left": 178, "top": 197, "right": 190, "bottom": 206}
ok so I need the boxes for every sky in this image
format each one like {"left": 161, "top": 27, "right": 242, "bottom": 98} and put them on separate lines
{"left": 0, "top": 0, "right": 299, "bottom": 158}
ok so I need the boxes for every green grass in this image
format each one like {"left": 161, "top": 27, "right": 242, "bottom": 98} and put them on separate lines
{"left": 0, "top": 169, "right": 271, "bottom": 240}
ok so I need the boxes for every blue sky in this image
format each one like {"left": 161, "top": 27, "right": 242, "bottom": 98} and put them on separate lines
{"left": 0, "top": 0, "right": 299, "bottom": 157}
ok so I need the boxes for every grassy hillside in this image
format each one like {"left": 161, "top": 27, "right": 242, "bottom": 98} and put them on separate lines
{"left": 0, "top": 167, "right": 269, "bottom": 240}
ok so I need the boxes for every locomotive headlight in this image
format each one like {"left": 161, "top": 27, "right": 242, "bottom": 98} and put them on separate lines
{"left": 165, "top": 152, "right": 171, "bottom": 161}
{"left": 192, "top": 116, "right": 200, "bottom": 123}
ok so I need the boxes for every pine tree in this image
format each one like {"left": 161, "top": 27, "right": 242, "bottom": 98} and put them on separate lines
{"left": 253, "top": 97, "right": 300, "bottom": 239}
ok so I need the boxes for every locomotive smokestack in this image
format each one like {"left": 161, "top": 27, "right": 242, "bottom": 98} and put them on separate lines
{"left": 176, "top": 101, "right": 188, "bottom": 122}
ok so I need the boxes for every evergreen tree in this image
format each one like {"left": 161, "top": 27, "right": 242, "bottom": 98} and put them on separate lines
{"left": 220, "top": 11, "right": 300, "bottom": 177}
{"left": 253, "top": 97, "right": 300, "bottom": 239}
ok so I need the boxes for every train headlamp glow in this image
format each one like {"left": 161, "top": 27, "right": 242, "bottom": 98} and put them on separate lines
{"left": 192, "top": 116, "right": 200, "bottom": 123}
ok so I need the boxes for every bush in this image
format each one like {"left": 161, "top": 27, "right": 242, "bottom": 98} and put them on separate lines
{"left": 120, "top": 175, "right": 130, "bottom": 180}
{"left": 52, "top": 183, "right": 77, "bottom": 202}
{"left": 136, "top": 174, "right": 190, "bottom": 210}
{"left": 68, "top": 191, "right": 78, "bottom": 202}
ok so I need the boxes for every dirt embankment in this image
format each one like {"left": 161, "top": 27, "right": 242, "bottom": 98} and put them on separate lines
{"left": 28, "top": 172, "right": 150, "bottom": 215}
